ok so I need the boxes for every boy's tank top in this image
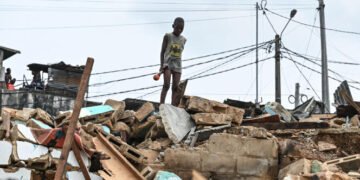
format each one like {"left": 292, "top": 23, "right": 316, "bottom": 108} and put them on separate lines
{"left": 163, "top": 33, "right": 186, "bottom": 73}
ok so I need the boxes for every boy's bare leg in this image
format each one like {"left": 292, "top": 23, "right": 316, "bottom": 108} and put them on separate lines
{"left": 171, "top": 71, "right": 181, "bottom": 106}
{"left": 160, "top": 68, "right": 171, "bottom": 104}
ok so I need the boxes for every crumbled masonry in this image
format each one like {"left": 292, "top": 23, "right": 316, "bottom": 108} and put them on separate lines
{"left": 1, "top": 92, "right": 360, "bottom": 180}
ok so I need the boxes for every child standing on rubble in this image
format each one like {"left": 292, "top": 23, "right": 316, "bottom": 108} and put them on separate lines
{"left": 159, "top": 17, "right": 186, "bottom": 106}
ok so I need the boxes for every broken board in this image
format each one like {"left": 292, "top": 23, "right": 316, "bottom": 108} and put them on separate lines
{"left": 93, "top": 133, "right": 145, "bottom": 180}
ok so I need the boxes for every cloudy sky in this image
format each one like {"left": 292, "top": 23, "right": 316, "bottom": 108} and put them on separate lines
{"left": 1, "top": 0, "right": 360, "bottom": 111}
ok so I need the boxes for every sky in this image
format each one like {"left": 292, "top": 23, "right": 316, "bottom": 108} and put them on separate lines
{"left": 1, "top": 0, "right": 360, "bottom": 112}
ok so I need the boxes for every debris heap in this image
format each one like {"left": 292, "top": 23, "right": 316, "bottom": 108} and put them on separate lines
{"left": 1, "top": 92, "right": 360, "bottom": 180}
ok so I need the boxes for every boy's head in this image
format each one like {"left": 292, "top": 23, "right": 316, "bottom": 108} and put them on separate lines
{"left": 6, "top": 68, "right": 11, "bottom": 73}
{"left": 172, "top": 17, "right": 185, "bottom": 36}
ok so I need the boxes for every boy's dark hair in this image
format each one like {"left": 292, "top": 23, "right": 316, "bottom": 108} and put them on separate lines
{"left": 173, "top": 17, "right": 184, "bottom": 24}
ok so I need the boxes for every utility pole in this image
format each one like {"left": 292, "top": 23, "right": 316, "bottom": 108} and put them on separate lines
{"left": 318, "top": 0, "right": 330, "bottom": 113}
{"left": 255, "top": 2, "right": 259, "bottom": 107}
{"left": 275, "top": 34, "right": 281, "bottom": 103}
{"left": 295, "top": 83, "right": 300, "bottom": 107}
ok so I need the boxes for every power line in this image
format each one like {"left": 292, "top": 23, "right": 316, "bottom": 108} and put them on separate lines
{"left": 0, "top": 15, "right": 255, "bottom": 31}
{"left": 283, "top": 47, "right": 360, "bottom": 85}
{"left": 91, "top": 40, "right": 272, "bottom": 76}
{"left": 283, "top": 56, "right": 360, "bottom": 91}
{"left": 17, "top": 0, "right": 315, "bottom": 7}
{"left": 266, "top": 9, "right": 360, "bottom": 36}
{"left": 88, "top": 56, "right": 274, "bottom": 99}
{"left": 283, "top": 49, "right": 360, "bottom": 65}
{"left": 189, "top": 56, "right": 273, "bottom": 80}
{"left": 89, "top": 44, "right": 267, "bottom": 87}
{"left": 282, "top": 48, "right": 321, "bottom": 100}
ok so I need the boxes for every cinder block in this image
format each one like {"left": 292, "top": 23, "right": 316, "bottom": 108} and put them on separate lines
{"left": 141, "top": 166, "right": 156, "bottom": 180}
{"left": 134, "top": 102, "right": 155, "bottom": 122}
{"left": 226, "top": 106, "right": 245, "bottom": 124}
{"left": 324, "top": 154, "right": 360, "bottom": 173}
{"left": 236, "top": 157, "right": 269, "bottom": 176}
{"left": 208, "top": 133, "right": 245, "bottom": 155}
{"left": 201, "top": 152, "right": 236, "bottom": 174}
{"left": 106, "top": 134, "right": 146, "bottom": 164}
{"left": 208, "top": 133, "right": 278, "bottom": 159}
{"left": 244, "top": 138, "right": 278, "bottom": 158}
{"left": 164, "top": 148, "right": 202, "bottom": 171}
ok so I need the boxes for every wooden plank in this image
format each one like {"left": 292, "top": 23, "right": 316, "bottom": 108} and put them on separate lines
{"left": 54, "top": 58, "right": 94, "bottom": 180}
{"left": 243, "top": 114, "right": 281, "bottom": 123}
{"left": 94, "top": 133, "right": 145, "bottom": 180}
{"left": 244, "top": 122, "right": 330, "bottom": 130}
{"left": 72, "top": 143, "right": 91, "bottom": 180}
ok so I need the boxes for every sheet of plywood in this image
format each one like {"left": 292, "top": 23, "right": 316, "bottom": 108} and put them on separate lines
{"left": 93, "top": 135, "right": 145, "bottom": 180}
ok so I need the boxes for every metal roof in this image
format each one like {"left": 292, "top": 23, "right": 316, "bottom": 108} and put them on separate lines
{"left": 0, "top": 46, "right": 21, "bottom": 60}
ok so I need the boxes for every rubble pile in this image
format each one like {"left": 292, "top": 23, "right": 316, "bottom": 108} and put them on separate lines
{"left": 1, "top": 93, "right": 360, "bottom": 180}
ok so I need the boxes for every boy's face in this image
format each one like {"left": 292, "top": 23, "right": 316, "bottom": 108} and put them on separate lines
{"left": 173, "top": 22, "right": 184, "bottom": 36}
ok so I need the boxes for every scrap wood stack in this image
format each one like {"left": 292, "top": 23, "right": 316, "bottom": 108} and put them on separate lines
{"left": 0, "top": 94, "right": 360, "bottom": 180}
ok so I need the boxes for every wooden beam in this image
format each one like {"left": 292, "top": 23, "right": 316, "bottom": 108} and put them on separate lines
{"left": 54, "top": 58, "right": 94, "bottom": 180}
{"left": 72, "top": 143, "right": 91, "bottom": 180}
{"left": 243, "top": 121, "right": 330, "bottom": 130}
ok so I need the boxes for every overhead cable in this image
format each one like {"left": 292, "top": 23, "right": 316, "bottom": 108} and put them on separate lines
{"left": 88, "top": 56, "right": 273, "bottom": 99}
{"left": 0, "top": 15, "right": 255, "bottom": 31}
{"left": 91, "top": 40, "right": 272, "bottom": 76}
{"left": 266, "top": 9, "right": 360, "bottom": 36}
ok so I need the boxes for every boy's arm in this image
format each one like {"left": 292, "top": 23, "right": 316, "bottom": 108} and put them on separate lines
{"left": 160, "top": 34, "right": 168, "bottom": 71}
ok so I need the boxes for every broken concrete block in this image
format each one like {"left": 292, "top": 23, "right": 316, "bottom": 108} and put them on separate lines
{"left": 0, "top": 168, "right": 31, "bottom": 180}
{"left": 208, "top": 133, "right": 278, "bottom": 158}
{"left": 146, "top": 119, "right": 167, "bottom": 140}
{"left": 135, "top": 102, "right": 155, "bottom": 122}
{"left": 351, "top": 115, "right": 359, "bottom": 127}
{"left": 0, "top": 141, "right": 12, "bottom": 165}
{"left": 164, "top": 148, "right": 202, "bottom": 171}
{"left": 120, "top": 110, "right": 136, "bottom": 120}
{"left": 237, "top": 156, "right": 270, "bottom": 176}
{"left": 226, "top": 106, "right": 245, "bottom": 124}
{"left": 67, "top": 171, "right": 103, "bottom": 180}
{"left": 14, "top": 141, "right": 49, "bottom": 161}
{"left": 139, "top": 149, "right": 159, "bottom": 164}
{"left": 324, "top": 154, "right": 360, "bottom": 173}
{"left": 265, "top": 102, "right": 296, "bottom": 122}
{"left": 318, "top": 141, "right": 337, "bottom": 152}
{"left": 278, "top": 158, "right": 311, "bottom": 180}
{"left": 180, "top": 96, "right": 228, "bottom": 113}
{"left": 106, "top": 134, "right": 147, "bottom": 164}
{"left": 33, "top": 108, "right": 54, "bottom": 126}
{"left": 160, "top": 104, "right": 194, "bottom": 143}
{"left": 113, "top": 121, "right": 131, "bottom": 135}
{"left": 227, "top": 126, "right": 271, "bottom": 139}
{"left": 1, "top": 110, "right": 11, "bottom": 138}
{"left": 11, "top": 108, "right": 36, "bottom": 122}
{"left": 192, "top": 113, "right": 232, "bottom": 125}
{"left": 141, "top": 166, "right": 156, "bottom": 180}
{"left": 201, "top": 152, "right": 236, "bottom": 174}
{"left": 105, "top": 99, "right": 126, "bottom": 122}
{"left": 131, "top": 117, "right": 157, "bottom": 139}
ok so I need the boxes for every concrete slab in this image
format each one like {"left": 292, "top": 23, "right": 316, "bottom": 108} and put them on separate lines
{"left": 67, "top": 171, "right": 102, "bottom": 180}
{"left": 160, "top": 104, "right": 194, "bottom": 143}
{"left": 0, "top": 168, "right": 31, "bottom": 180}
{"left": 0, "top": 141, "right": 12, "bottom": 165}
{"left": 16, "top": 141, "right": 48, "bottom": 160}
